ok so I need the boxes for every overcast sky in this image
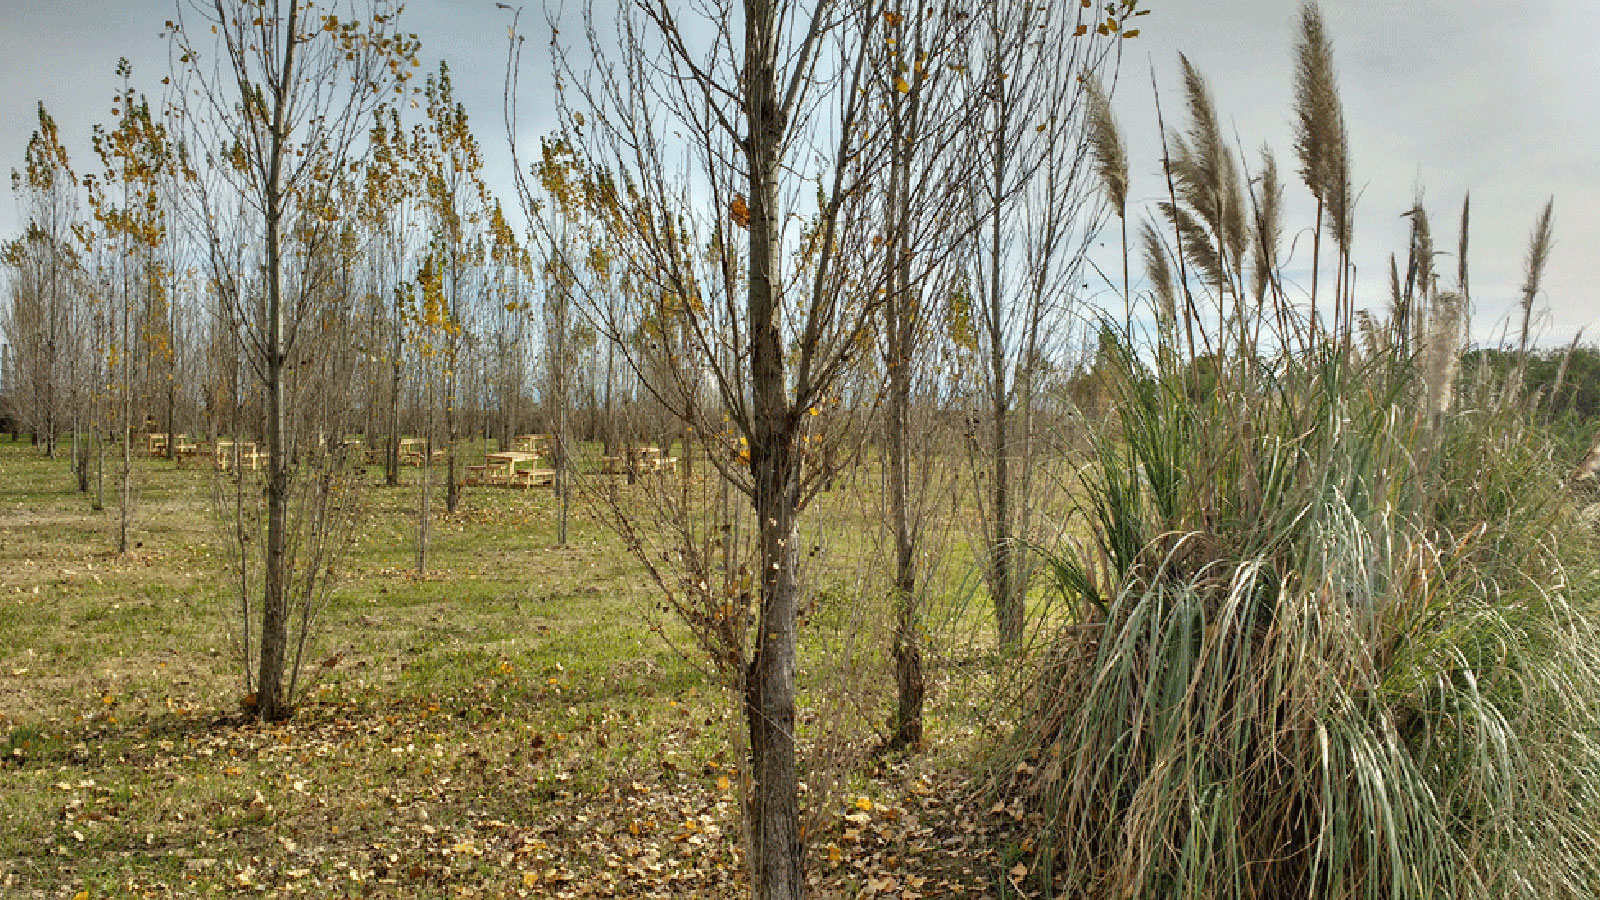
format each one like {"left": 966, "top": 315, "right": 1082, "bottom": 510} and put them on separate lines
{"left": 2, "top": 0, "right": 1594, "bottom": 346}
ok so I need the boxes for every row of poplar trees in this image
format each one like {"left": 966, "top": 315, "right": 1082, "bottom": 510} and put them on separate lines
{"left": 0, "top": 2, "right": 1153, "bottom": 897}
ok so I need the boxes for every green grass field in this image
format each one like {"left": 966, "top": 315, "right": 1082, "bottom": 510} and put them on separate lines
{"left": 0, "top": 439, "right": 1025, "bottom": 899}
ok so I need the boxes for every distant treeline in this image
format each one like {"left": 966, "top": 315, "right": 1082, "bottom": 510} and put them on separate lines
{"left": 1462, "top": 345, "right": 1600, "bottom": 424}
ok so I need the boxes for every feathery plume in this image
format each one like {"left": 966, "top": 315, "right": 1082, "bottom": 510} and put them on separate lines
{"left": 1412, "top": 201, "right": 1434, "bottom": 347}
{"left": 1292, "top": 1, "right": 1350, "bottom": 331}
{"left": 1141, "top": 218, "right": 1177, "bottom": 332}
{"left": 1084, "top": 76, "right": 1128, "bottom": 217}
{"left": 1173, "top": 55, "right": 1247, "bottom": 291}
{"left": 1249, "top": 146, "right": 1282, "bottom": 305}
{"left": 1293, "top": 2, "right": 1346, "bottom": 210}
{"left": 1549, "top": 327, "right": 1585, "bottom": 421}
{"left": 1388, "top": 253, "right": 1403, "bottom": 335}
{"left": 1355, "top": 309, "right": 1382, "bottom": 357}
{"left": 1085, "top": 75, "right": 1132, "bottom": 329}
{"left": 1400, "top": 199, "right": 1433, "bottom": 351}
{"left": 1161, "top": 200, "right": 1225, "bottom": 295}
{"left": 1516, "top": 198, "right": 1554, "bottom": 360}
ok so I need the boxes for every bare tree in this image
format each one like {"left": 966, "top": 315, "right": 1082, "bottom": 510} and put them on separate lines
{"left": 416, "top": 62, "right": 493, "bottom": 515}
{"left": 86, "top": 60, "right": 173, "bottom": 555}
{"left": 356, "top": 104, "right": 422, "bottom": 488}
{"left": 6, "top": 104, "right": 82, "bottom": 463}
{"left": 510, "top": 0, "right": 901, "bottom": 893}
{"left": 168, "top": 0, "right": 418, "bottom": 720}
{"left": 865, "top": 0, "right": 978, "bottom": 750}
{"left": 961, "top": 1, "right": 1128, "bottom": 650}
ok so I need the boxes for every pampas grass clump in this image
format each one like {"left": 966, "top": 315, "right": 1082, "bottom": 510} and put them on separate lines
{"left": 1008, "top": 339, "right": 1600, "bottom": 900}
{"left": 996, "top": 5, "right": 1600, "bottom": 896}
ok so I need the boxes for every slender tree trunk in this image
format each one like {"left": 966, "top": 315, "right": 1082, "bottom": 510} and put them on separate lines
{"left": 387, "top": 292, "right": 402, "bottom": 487}
{"left": 118, "top": 236, "right": 134, "bottom": 556}
{"left": 256, "top": 7, "right": 300, "bottom": 723}
{"left": 166, "top": 372, "right": 178, "bottom": 462}
{"left": 602, "top": 336, "right": 615, "bottom": 455}
{"left": 43, "top": 347, "right": 56, "bottom": 459}
{"left": 94, "top": 365, "right": 105, "bottom": 511}
{"left": 557, "top": 354, "right": 569, "bottom": 545}
{"left": 444, "top": 256, "right": 461, "bottom": 513}
{"left": 74, "top": 422, "right": 90, "bottom": 493}
{"left": 986, "top": 115, "right": 1022, "bottom": 652}
{"left": 418, "top": 373, "right": 435, "bottom": 573}
{"left": 166, "top": 281, "right": 179, "bottom": 463}
{"left": 886, "top": 303, "right": 922, "bottom": 750}
{"left": 445, "top": 370, "right": 459, "bottom": 513}
{"left": 741, "top": 3, "right": 802, "bottom": 895}
{"left": 884, "top": 70, "right": 923, "bottom": 750}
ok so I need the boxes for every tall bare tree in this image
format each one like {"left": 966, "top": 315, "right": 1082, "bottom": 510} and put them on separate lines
{"left": 87, "top": 60, "right": 173, "bottom": 554}
{"left": 7, "top": 104, "right": 82, "bottom": 463}
{"left": 169, "top": 0, "right": 418, "bottom": 720}
{"left": 513, "top": 0, "right": 899, "bottom": 893}
{"left": 962, "top": 0, "right": 1131, "bottom": 650}
{"left": 416, "top": 62, "right": 492, "bottom": 515}
{"left": 866, "top": 0, "right": 978, "bottom": 750}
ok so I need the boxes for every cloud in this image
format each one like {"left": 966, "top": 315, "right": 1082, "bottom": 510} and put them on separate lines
{"left": 2, "top": 0, "right": 1592, "bottom": 345}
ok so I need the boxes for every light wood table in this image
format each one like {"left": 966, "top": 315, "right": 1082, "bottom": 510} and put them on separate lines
{"left": 480, "top": 451, "right": 553, "bottom": 488}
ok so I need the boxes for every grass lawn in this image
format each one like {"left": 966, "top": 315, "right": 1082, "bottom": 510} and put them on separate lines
{"left": 0, "top": 439, "right": 1029, "bottom": 899}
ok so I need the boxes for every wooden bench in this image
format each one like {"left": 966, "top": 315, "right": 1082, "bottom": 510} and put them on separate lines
{"left": 513, "top": 468, "right": 556, "bottom": 488}
{"left": 214, "top": 440, "right": 265, "bottom": 472}
{"left": 603, "top": 447, "right": 675, "bottom": 477}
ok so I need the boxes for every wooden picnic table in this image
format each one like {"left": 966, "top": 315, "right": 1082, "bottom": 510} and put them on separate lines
{"left": 473, "top": 450, "right": 553, "bottom": 488}
{"left": 601, "top": 445, "right": 677, "bottom": 477}
{"left": 144, "top": 432, "right": 201, "bottom": 458}
{"left": 214, "top": 439, "right": 265, "bottom": 472}
{"left": 512, "top": 433, "right": 552, "bottom": 454}
{"left": 397, "top": 437, "right": 445, "bottom": 466}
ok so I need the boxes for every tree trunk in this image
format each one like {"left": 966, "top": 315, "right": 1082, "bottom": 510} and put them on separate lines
{"left": 166, "top": 377, "right": 177, "bottom": 462}
{"left": 118, "top": 243, "right": 135, "bottom": 556}
{"left": 445, "top": 256, "right": 461, "bottom": 513}
{"left": 256, "top": 6, "right": 300, "bottom": 723}
{"left": 43, "top": 357, "right": 56, "bottom": 458}
{"left": 94, "top": 425, "right": 105, "bottom": 512}
{"left": 886, "top": 315, "right": 922, "bottom": 749}
{"left": 418, "top": 378, "right": 435, "bottom": 574}
{"left": 74, "top": 425, "right": 90, "bottom": 494}
{"left": 387, "top": 298, "right": 402, "bottom": 488}
{"left": 445, "top": 373, "right": 459, "bottom": 514}
{"left": 978, "top": 52, "right": 1024, "bottom": 653}
{"left": 884, "top": 71, "right": 923, "bottom": 749}
{"left": 742, "top": 2, "right": 802, "bottom": 893}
